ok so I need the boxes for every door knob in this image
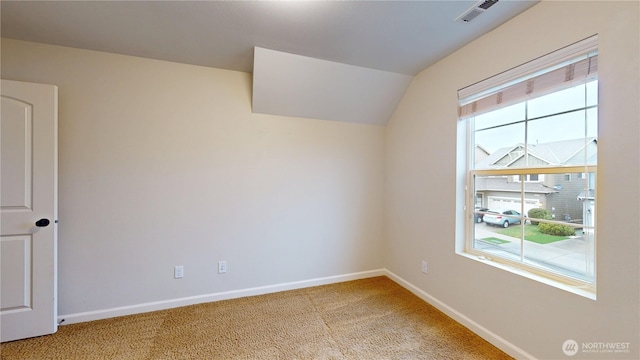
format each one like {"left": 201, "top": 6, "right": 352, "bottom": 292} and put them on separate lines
{"left": 35, "top": 218, "right": 50, "bottom": 227}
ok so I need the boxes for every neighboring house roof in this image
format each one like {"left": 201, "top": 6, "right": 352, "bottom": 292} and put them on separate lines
{"left": 475, "top": 176, "right": 558, "bottom": 194}
{"left": 475, "top": 138, "right": 597, "bottom": 169}
{"left": 474, "top": 144, "right": 491, "bottom": 164}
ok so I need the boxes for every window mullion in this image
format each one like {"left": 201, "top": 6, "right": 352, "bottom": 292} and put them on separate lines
{"left": 521, "top": 101, "right": 529, "bottom": 262}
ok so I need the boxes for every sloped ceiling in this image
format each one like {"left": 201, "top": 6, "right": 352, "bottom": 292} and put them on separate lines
{"left": 252, "top": 47, "right": 413, "bottom": 125}
{"left": 1, "top": 0, "right": 539, "bottom": 125}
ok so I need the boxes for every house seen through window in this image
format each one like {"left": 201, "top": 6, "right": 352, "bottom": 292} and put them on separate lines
{"left": 458, "top": 36, "right": 598, "bottom": 291}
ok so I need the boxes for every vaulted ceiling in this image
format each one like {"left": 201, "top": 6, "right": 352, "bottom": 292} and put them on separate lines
{"left": 1, "top": 0, "right": 539, "bottom": 125}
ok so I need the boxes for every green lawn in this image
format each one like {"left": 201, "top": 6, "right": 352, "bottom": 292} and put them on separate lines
{"left": 479, "top": 237, "right": 510, "bottom": 245}
{"left": 496, "top": 224, "right": 569, "bottom": 244}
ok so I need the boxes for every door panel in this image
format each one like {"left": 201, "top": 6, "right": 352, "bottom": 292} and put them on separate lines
{"left": 1, "top": 79, "right": 58, "bottom": 342}
{"left": 1, "top": 97, "right": 32, "bottom": 209}
{"left": 1, "top": 236, "right": 32, "bottom": 311}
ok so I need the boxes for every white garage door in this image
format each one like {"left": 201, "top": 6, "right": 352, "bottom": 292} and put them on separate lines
{"left": 487, "top": 196, "right": 541, "bottom": 214}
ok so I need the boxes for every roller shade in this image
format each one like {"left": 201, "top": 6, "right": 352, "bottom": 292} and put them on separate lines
{"left": 458, "top": 36, "right": 598, "bottom": 120}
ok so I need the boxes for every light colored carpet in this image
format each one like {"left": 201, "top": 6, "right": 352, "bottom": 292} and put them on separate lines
{"left": 0, "top": 276, "right": 512, "bottom": 359}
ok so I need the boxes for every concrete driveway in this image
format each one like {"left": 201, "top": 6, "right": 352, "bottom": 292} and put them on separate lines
{"left": 474, "top": 224, "right": 595, "bottom": 281}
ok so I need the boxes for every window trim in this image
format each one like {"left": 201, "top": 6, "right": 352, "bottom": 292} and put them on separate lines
{"left": 457, "top": 36, "right": 599, "bottom": 299}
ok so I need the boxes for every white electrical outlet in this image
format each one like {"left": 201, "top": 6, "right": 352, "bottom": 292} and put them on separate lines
{"left": 421, "top": 260, "right": 428, "bottom": 274}
{"left": 218, "top": 261, "right": 227, "bottom": 274}
{"left": 174, "top": 265, "right": 184, "bottom": 279}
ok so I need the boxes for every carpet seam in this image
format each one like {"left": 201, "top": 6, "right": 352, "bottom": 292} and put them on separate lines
{"left": 304, "top": 288, "right": 347, "bottom": 359}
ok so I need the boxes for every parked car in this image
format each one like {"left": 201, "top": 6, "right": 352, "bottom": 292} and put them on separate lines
{"left": 483, "top": 209, "right": 522, "bottom": 228}
{"left": 474, "top": 207, "right": 489, "bottom": 223}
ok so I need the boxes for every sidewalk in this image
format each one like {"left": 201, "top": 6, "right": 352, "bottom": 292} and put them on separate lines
{"left": 474, "top": 225, "right": 595, "bottom": 281}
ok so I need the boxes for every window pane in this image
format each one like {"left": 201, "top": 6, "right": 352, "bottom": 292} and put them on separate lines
{"left": 527, "top": 111, "right": 597, "bottom": 166}
{"left": 473, "top": 175, "right": 525, "bottom": 262}
{"left": 474, "top": 102, "right": 525, "bottom": 131}
{"left": 473, "top": 219, "right": 523, "bottom": 262}
{"left": 474, "top": 122, "right": 525, "bottom": 168}
{"left": 473, "top": 172, "right": 595, "bottom": 282}
{"left": 528, "top": 83, "right": 590, "bottom": 118}
{"left": 523, "top": 171, "right": 595, "bottom": 282}
{"left": 528, "top": 110, "right": 588, "bottom": 143}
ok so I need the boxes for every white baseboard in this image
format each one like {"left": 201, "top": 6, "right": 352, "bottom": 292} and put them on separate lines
{"left": 384, "top": 270, "right": 536, "bottom": 360}
{"left": 58, "top": 268, "right": 532, "bottom": 359}
{"left": 57, "top": 269, "right": 385, "bottom": 325}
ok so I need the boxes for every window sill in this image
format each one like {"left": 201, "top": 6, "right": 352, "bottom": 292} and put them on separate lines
{"left": 457, "top": 251, "right": 596, "bottom": 300}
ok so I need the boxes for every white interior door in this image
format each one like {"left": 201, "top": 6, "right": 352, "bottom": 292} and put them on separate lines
{"left": 1, "top": 79, "right": 58, "bottom": 342}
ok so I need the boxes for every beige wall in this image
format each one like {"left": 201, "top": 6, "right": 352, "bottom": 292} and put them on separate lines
{"left": 2, "top": 1, "right": 639, "bottom": 358}
{"left": 386, "top": 1, "right": 639, "bottom": 359}
{"left": 1, "top": 39, "right": 386, "bottom": 316}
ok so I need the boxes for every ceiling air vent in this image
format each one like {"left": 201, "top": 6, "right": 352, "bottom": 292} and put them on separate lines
{"left": 455, "top": 0, "right": 499, "bottom": 23}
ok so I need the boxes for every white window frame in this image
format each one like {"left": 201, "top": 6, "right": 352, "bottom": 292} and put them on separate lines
{"left": 456, "top": 36, "right": 598, "bottom": 299}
